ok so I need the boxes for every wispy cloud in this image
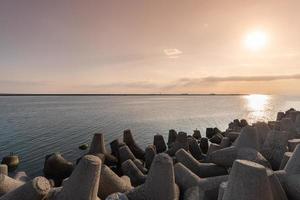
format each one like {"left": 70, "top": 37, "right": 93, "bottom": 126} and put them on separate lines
{"left": 163, "top": 49, "right": 182, "bottom": 58}
{"left": 163, "top": 74, "right": 300, "bottom": 89}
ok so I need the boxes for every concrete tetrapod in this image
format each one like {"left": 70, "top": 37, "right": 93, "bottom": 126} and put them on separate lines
{"left": 99, "top": 165, "right": 132, "bottom": 199}
{"left": 14, "top": 171, "right": 30, "bottom": 182}
{"left": 280, "top": 118, "right": 298, "bottom": 139}
{"left": 0, "top": 174, "right": 24, "bottom": 197}
{"left": 43, "top": 153, "right": 74, "bottom": 186}
{"left": 167, "top": 129, "right": 177, "bottom": 148}
{"left": 166, "top": 132, "right": 189, "bottom": 156}
{"left": 121, "top": 159, "right": 146, "bottom": 186}
{"left": 144, "top": 145, "right": 156, "bottom": 169}
{"left": 279, "top": 152, "right": 293, "bottom": 170}
{"left": 119, "top": 145, "right": 136, "bottom": 164}
{"left": 233, "top": 126, "right": 259, "bottom": 150}
{"left": 47, "top": 155, "right": 101, "bottom": 200}
{"left": 222, "top": 160, "right": 273, "bottom": 200}
{"left": 126, "top": 153, "right": 179, "bottom": 200}
{"left": 284, "top": 144, "right": 300, "bottom": 175}
{"left": 261, "top": 130, "right": 289, "bottom": 170}
{"left": 123, "top": 129, "right": 145, "bottom": 160}
{"left": 89, "top": 133, "right": 118, "bottom": 165}
{"left": 175, "top": 149, "right": 227, "bottom": 178}
{"left": 110, "top": 139, "right": 126, "bottom": 161}
{"left": 0, "top": 165, "right": 8, "bottom": 176}
{"left": 0, "top": 176, "right": 50, "bottom": 200}
{"left": 174, "top": 162, "right": 228, "bottom": 200}
{"left": 187, "top": 137, "right": 203, "bottom": 160}
{"left": 153, "top": 134, "right": 167, "bottom": 153}
{"left": 208, "top": 146, "right": 271, "bottom": 169}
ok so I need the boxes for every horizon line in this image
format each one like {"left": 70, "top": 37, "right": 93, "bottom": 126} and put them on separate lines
{"left": 0, "top": 93, "right": 249, "bottom": 96}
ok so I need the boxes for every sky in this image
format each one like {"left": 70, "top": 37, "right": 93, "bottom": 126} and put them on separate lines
{"left": 1, "top": 0, "right": 300, "bottom": 94}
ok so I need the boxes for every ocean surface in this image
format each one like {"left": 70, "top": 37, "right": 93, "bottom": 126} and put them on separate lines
{"left": 1, "top": 94, "right": 300, "bottom": 177}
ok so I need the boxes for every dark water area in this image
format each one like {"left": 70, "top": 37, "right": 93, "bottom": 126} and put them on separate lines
{"left": 1, "top": 95, "right": 300, "bottom": 177}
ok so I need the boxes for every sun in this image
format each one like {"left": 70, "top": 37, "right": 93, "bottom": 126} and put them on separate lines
{"left": 244, "top": 30, "right": 268, "bottom": 51}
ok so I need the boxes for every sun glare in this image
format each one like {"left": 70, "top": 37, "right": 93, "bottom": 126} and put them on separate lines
{"left": 244, "top": 30, "right": 268, "bottom": 51}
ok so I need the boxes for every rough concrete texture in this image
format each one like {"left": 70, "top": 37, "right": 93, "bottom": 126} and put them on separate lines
{"left": 167, "top": 129, "right": 177, "bottom": 148}
{"left": 153, "top": 134, "right": 167, "bottom": 153}
{"left": 175, "top": 149, "right": 227, "bottom": 178}
{"left": 49, "top": 155, "right": 101, "bottom": 200}
{"left": 284, "top": 144, "right": 300, "bottom": 175}
{"left": 167, "top": 132, "right": 189, "bottom": 156}
{"left": 43, "top": 153, "right": 74, "bottom": 186}
{"left": 284, "top": 174, "right": 300, "bottom": 200}
{"left": 0, "top": 176, "right": 50, "bottom": 200}
{"left": 106, "top": 192, "right": 129, "bottom": 200}
{"left": 145, "top": 145, "right": 156, "bottom": 169}
{"left": 121, "top": 160, "right": 146, "bottom": 186}
{"left": 288, "top": 139, "right": 300, "bottom": 152}
{"left": 222, "top": 160, "right": 273, "bottom": 200}
{"left": 13, "top": 171, "right": 30, "bottom": 182}
{"left": 187, "top": 137, "right": 203, "bottom": 160}
{"left": 89, "top": 133, "right": 118, "bottom": 166}
{"left": 123, "top": 129, "right": 145, "bottom": 160}
{"left": 280, "top": 118, "right": 298, "bottom": 139}
{"left": 217, "top": 181, "right": 227, "bottom": 200}
{"left": 119, "top": 145, "right": 136, "bottom": 163}
{"left": 279, "top": 152, "right": 293, "bottom": 170}
{"left": 132, "top": 159, "right": 147, "bottom": 174}
{"left": 234, "top": 126, "right": 259, "bottom": 150}
{"left": 0, "top": 165, "right": 8, "bottom": 176}
{"left": 126, "top": 153, "right": 179, "bottom": 200}
{"left": 266, "top": 169, "right": 288, "bottom": 200}
{"left": 206, "top": 143, "right": 221, "bottom": 155}
{"left": 0, "top": 174, "right": 24, "bottom": 197}
{"left": 193, "top": 129, "right": 201, "bottom": 139}
{"left": 183, "top": 186, "right": 202, "bottom": 200}
{"left": 99, "top": 165, "right": 132, "bottom": 199}
{"left": 253, "top": 121, "right": 270, "bottom": 149}
{"left": 261, "top": 130, "right": 289, "bottom": 170}
{"left": 219, "top": 137, "right": 231, "bottom": 148}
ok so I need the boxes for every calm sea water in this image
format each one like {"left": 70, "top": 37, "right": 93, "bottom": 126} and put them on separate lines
{"left": 1, "top": 95, "right": 300, "bottom": 177}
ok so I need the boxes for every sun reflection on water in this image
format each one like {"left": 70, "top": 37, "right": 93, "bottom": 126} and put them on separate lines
{"left": 243, "top": 94, "right": 272, "bottom": 122}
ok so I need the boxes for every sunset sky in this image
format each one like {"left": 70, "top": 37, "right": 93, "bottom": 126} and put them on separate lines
{"left": 1, "top": 0, "right": 300, "bottom": 94}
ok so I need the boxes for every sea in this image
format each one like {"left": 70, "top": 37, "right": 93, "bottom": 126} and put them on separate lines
{"left": 1, "top": 94, "right": 300, "bottom": 177}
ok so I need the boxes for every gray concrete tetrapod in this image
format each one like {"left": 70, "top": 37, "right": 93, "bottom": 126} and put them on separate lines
{"left": 174, "top": 162, "right": 227, "bottom": 199}
{"left": 167, "top": 129, "right": 177, "bottom": 148}
{"left": 208, "top": 146, "right": 271, "bottom": 170}
{"left": 43, "top": 153, "right": 74, "bottom": 186}
{"left": 166, "top": 132, "right": 189, "bottom": 156}
{"left": 123, "top": 129, "right": 145, "bottom": 160}
{"left": 288, "top": 139, "right": 300, "bottom": 152}
{"left": 0, "top": 174, "right": 24, "bottom": 197}
{"left": 0, "top": 165, "right": 8, "bottom": 176}
{"left": 280, "top": 118, "right": 297, "bottom": 139}
{"left": 254, "top": 121, "right": 270, "bottom": 149}
{"left": 234, "top": 126, "right": 259, "bottom": 150}
{"left": 89, "top": 133, "right": 118, "bottom": 165}
{"left": 175, "top": 149, "right": 227, "bottom": 178}
{"left": 121, "top": 160, "right": 146, "bottom": 186}
{"left": 284, "top": 174, "right": 300, "bottom": 200}
{"left": 284, "top": 144, "right": 300, "bottom": 175}
{"left": 279, "top": 152, "right": 293, "bottom": 170}
{"left": 0, "top": 176, "right": 50, "bottom": 200}
{"left": 187, "top": 137, "right": 203, "bottom": 160}
{"left": 126, "top": 153, "right": 179, "bottom": 200}
{"left": 219, "top": 137, "right": 231, "bottom": 148}
{"left": 261, "top": 130, "right": 289, "bottom": 170}
{"left": 98, "top": 165, "right": 132, "bottom": 199}
{"left": 153, "top": 134, "right": 167, "bottom": 153}
{"left": 119, "top": 145, "right": 136, "bottom": 164}
{"left": 145, "top": 145, "right": 156, "bottom": 169}
{"left": 222, "top": 160, "right": 273, "bottom": 200}
{"left": 50, "top": 155, "right": 101, "bottom": 200}
{"left": 14, "top": 171, "right": 30, "bottom": 182}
